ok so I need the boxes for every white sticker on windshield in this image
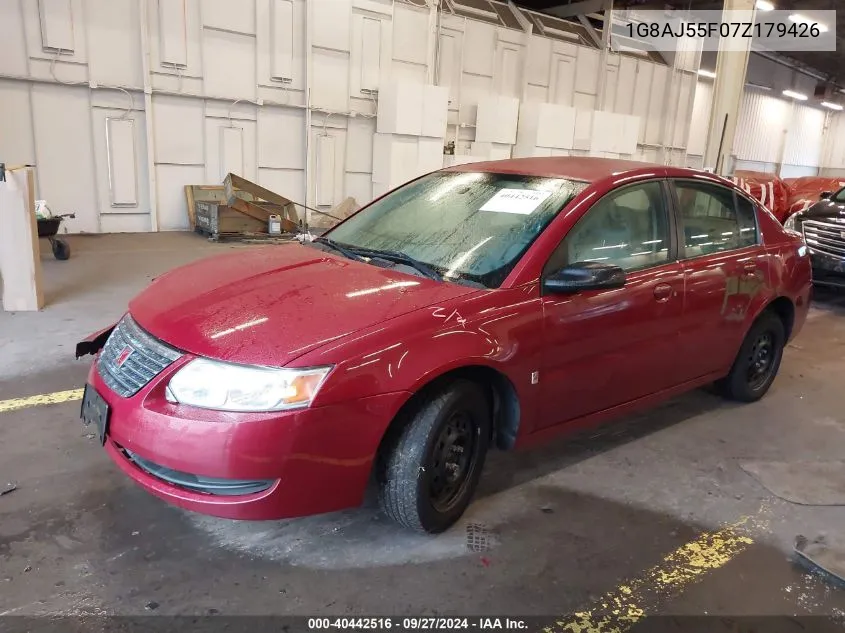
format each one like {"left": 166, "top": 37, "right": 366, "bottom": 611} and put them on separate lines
{"left": 479, "top": 188, "right": 553, "bottom": 215}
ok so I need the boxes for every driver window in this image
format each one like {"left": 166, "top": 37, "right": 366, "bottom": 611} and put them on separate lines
{"left": 561, "top": 181, "right": 670, "bottom": 272}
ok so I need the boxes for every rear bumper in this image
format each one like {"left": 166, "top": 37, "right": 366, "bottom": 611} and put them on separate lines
{"left": 87, "top": 363, "right": 410, "bottom": 520}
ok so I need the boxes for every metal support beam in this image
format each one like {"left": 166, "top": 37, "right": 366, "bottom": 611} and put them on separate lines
{"left": 577, "top": 14, "right": 601, "bottom": 48}
{"left": 544, "top": 0, "right": 604, "bottom": 19}
{"left": 703, "top": 0, "right": 756, "bottom": 175}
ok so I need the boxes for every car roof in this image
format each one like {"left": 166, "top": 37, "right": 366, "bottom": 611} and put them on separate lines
{"left": 443, "top": 156, "right": 696, "bottom": 183}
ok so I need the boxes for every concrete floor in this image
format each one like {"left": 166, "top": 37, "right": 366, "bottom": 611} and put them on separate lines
{"left": 1, "top": 232, "right": 845, "bottom": 620}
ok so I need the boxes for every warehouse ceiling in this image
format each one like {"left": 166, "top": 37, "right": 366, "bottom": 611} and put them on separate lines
{"left": 514, "top": 0, "right": 844, "bottom": 86}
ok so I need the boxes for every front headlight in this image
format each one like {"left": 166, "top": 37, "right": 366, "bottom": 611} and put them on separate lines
{"left": 167, "top": 359, "right": 332, "bottom": 411}
{"left": 784, "top": 213, "right": 799, "bottom": 231}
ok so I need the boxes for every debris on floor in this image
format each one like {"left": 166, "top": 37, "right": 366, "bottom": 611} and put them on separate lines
{"left": 740, "top": 460, "right": 845, "bottom": 505}
{"left": 795, "top": 535, "right": 845, "bottom": 587}
{"left": 1, "top": 482, "right": 17, "bottom": 497}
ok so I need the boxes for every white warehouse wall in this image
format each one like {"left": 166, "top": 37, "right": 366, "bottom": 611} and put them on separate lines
{"left": 1, "top": 0, "right": 698, "bottom": 234}
{"left": 687, "top": 54, "right": 843, "bottom": 178}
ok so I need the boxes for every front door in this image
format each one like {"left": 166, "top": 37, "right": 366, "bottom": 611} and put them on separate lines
{"left": 538, "top": 180, "right": 684, "bottom": 429}
{"left": 670, "top": 180, "right": 770, "bottom": 382}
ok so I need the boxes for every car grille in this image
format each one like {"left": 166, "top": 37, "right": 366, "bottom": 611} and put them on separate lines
{"left": 97, "top": 315, "right": 182, "bottom": 397}
{"left": 123, "top": 449, "right": 275, "bottom": 496}
{"left": 802, "top": 219, "right": 845, "bottom": 260}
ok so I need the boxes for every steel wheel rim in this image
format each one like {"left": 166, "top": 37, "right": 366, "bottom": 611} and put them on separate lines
{"left": 747, "top": 331, "right": 776, "bottom": 391}
{"left": 429, "top": 410, "right": 477, "bottom": 513}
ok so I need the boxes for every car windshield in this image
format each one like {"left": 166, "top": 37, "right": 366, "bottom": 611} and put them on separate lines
{"left": 321, "top": 172, "right": 587, "bottom": 288}
{"left": 831, "top": 187, "right": 845, "bottom": 202}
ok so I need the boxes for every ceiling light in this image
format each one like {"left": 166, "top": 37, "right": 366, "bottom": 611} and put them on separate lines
{"left": 698, "top": 69, "right": 717, "bottom": 78}
{"left": 789, "top": 13, "right": 829, "bottom": 32}
{"left": 783, "top": 90, "right": 808, "bottom": 101}
{"left": 821, "top": 101, "right": 844, "bottom": 111}
{"left": 755, "top": 0, "right": 774, "bottom": 10}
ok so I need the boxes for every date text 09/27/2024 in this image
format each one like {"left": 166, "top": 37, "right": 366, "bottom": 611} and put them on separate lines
{"left": 307, "top": 618, "right": 528, "bottom": 631}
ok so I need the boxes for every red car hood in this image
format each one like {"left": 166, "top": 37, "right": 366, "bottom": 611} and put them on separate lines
{"left": 129, "top": 244, "right": 477, "bottom": 367}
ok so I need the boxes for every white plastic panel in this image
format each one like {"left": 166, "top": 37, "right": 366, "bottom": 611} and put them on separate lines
{"left": 205, "top": 118, "right": 256, "bottom": 183}
{"left": 377, "top": 82, "right": 424, "bottom": 135}
{"left": 316, "top": 134, "right": 337, "bottom": 206}
{"left": 203, "top": 29, "right": 257, "bottom": 99}
{"left": 418, "top": 137, "right": 445, "bottom": 174}
{"left": 574, "top": 47, "right": 599, "bottom": 95}
{"left": 159, "top": 0, "right": 188, "bottom": 66}
{"left": 271, "top": 0, "right": 294, "bottom": 80}
{"left": 202, "top": 0, "right": 256, "bottom": 34}
{"left": 258, "top": 168, "right": 306, "bottom": 209}
{"left": 313, "top": 0, "right": 351, "bottom": 51}
{"left": 105, "top": 118, "right": 138, "bottom": 206}
{"left": 572, "top": 109, "right": 593, "bottom": 151}
{"left": 219, "top": 127, "right": 245, "bottom": 180}
{"left": 615, "top": 56, "right": 637, "bottom": 115}
{"left": 550, "top": 55, "right": 575, "bottom": 107}
{"left": 312, "top": 49, "right": 350, "bottom": 111}
{"left": 392, "top": 3, "right": 428, "bottom": 65}
{"left": 421, "top": 84, "right": 449, "bottom": 138}
{"left": 497, "top": 45, "right": 521, "bottom": 98}
{"left": 572, "top": 92, "right": 595, "bottom": 111}
{"left": 258, "top": 107, "right": 305, "bottom": 169}
{"left": 671, "top": 72, "right": 695, "bottom": 149}
{"left": 346, "top": 116, "right": 375, "bottom": 174}
{"left": 631, "top": 60, "right": 653, "bottom": 140}
{"left": 345, "top": 172, "right": 373, "bottom": 205}
{"left": 437, "top": 30, "right": 462, "bottom": 103}
{"left": 687, "top": 79, "right": 712, "bottom": 157}
{"left": 360, "top": 17, "right": 382, "bottom": 92}
{"left": 38, "top": 0, "right": 74, "bottom": 52}
{"left": 86, "top": 0, "right": 143, "bottom": 86}
{"left": 603, "top": 64, "right": 617, "bottom": 112}
{"left": 372, "top": 133, "right": 418, "bottom": 187}
{"left": 526, "top": 35, "right": 551, "bottom": 88}
{"left": 462, "top": 20, "right": 495, "bottom": 77}
{"left": 153, "top": 95, "right": 204, "bottom": 164}
{"left": 644, "top": 64, "right": 667, "bottom": 145}
{"left": 0, "top": 81, "right": 36, "bottom": 165}
{"left": 458, "top": 73, "right": 492, "bottom": 126}
{"left": 156, "top": 164, "right": 205, "bottom": 230}
{"left": 475, "top": 96, "right": 519, "bottom": 145}
{"left": 31, "top": 84, "right": 98, "bottom": 233}
{"left": 0, "top": 1, "right": 30, "bottom": 74}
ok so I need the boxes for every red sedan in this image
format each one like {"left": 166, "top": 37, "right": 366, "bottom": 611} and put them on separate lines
{"left": 77, "top": 158, "right": 812, "bottom": 533}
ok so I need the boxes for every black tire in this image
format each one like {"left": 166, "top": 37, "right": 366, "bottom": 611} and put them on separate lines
{"left": 717, "top": 310, "right": 785, "bottom": 402}
{"left": 377, "top": 380, "right": 491, "bottom": 533}
{"left": 52, "top": 238, "right": 70, "bottom": 260}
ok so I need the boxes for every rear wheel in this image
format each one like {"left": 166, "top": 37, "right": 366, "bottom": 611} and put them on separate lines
{"left": 52, "top": 238, "right": 70, "bottom": 260}
{"left": 377, "top": 380, "right": 491, "bottom": 533}
{"left": 717, "top": 311, "right": 785, "bottom": 402}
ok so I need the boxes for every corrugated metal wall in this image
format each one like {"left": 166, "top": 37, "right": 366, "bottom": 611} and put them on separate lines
{"left": 733, "top": 90, "right": 788, "bottom": 165}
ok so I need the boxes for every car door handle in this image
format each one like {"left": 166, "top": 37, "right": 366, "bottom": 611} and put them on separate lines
{"left": 653, "top": 283, "right": 673, "bottom": 302}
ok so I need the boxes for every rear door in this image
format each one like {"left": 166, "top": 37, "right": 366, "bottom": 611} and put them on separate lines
{"left": 538, "top": 180, "right": 685, "bottom": 428}
{"left": 669, "top": 180, "right": 769, "bottom": 382}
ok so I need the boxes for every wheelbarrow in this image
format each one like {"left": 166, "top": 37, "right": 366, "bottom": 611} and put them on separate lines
{"left": 37, "top": 213, "right": 75, "bottom": 260}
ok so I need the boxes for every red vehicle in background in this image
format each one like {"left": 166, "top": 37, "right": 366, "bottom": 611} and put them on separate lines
{"left": 77, "top": 158, "right": 812, "bottom": 533}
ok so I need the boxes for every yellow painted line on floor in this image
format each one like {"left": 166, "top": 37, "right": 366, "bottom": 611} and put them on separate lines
{"left": 0, "top": 388, "right": 84, "bottom": 413}
{"left": 545, "top": 518, "right": 758, "bottom": 633}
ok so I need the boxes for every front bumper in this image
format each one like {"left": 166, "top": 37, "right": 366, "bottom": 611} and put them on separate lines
{"left": 810, "top": 249, "right": 845, "bottom": 288}
{"left": 86, "top": 361, "right": 409, "bottom": 520}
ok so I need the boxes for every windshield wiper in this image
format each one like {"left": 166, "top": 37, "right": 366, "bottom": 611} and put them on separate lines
{"left": 313, "top": 237, "right": 365, "bottom": 262}
{"left": 348, "top": 247, "right": 443, "bottom": 282}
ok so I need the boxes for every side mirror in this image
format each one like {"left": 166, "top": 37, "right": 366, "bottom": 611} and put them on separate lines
{"left": 820, "top": 191, "right": 833, "bottom": 200}
{"left": 542, "top": 261, "right": 626, "bottom": 294}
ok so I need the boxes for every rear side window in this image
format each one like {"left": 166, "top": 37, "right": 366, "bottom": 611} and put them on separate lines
{"left": 674, "top": 181, "right": 757, "bottom": 258}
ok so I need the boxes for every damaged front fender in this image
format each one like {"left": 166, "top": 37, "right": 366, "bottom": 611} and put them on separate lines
{"left": 75, "top": 324, "right": 115, "bottom": 359}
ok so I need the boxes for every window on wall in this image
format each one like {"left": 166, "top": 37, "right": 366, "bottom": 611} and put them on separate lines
{"left": 561, "top": 181, "right": 671, "bottom": 272}
{"left": 674, "top": 181, "right": 757, "bottom": 257}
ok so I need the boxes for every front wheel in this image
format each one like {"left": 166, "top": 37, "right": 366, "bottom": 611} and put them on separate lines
{"left": 717, "top": 311, "right": 785, "bottom": 402}
{"left": 377, "top": 380, "right": 491, "bottom": 533}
